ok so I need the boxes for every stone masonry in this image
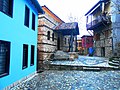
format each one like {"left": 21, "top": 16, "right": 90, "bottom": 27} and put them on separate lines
{"left": 37, "top": 13, "right": 61, "bottom": 70}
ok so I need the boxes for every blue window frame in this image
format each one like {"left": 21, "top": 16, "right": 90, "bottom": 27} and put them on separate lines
{"left": 0, "top": 0, "right": 13, "bottom": 17}
{"left": 0, "top": 40, "right": 10, "bottom": 77}
{"left": 24, "top": 5, "right": 30, "bottom": 27}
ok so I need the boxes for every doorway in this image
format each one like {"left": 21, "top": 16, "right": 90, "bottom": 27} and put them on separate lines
{"left": 57, "top": 37, "right": 60, "bottom": 50}
{"left": 101, "top": 47, "right": 105, "bottom": 57}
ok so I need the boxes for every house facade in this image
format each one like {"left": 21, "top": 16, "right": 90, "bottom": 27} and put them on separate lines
{"left": 81, "top": 35, "right": 93, "bottom": 55}
{"left": 0, "top": 0, "right": 43, "bottom": 89}
{"left": 85, "top": 0, "right": 120, "bottom": 57}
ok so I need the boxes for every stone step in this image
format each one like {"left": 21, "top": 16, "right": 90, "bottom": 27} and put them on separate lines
{"left": 108, "top": 61, "right": 119, "bottom": 66}
{"left": 48, "top": 64, "right": 113, "bottom": 71}
{"left": 83, "top": 67, "right": 101, "bottom": 71}
{"left": 111, "top": 60, "right": 119, "bottom": 63}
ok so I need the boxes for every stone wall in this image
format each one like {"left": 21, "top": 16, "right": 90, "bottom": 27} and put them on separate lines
{"left": 37, "top": 14, "right": 60, "bottom": 71}
{"left": 94, "top": 28, "right": 112, "bottom": 57}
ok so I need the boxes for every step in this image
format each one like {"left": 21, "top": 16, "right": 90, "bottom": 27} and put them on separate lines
{"left": 111, "top": 60, "right": 119, "bottom": 63}
{"left": 109, "top": 61, "right": 119, "bottom": 66}
{"left": 83, "top": 67, "right": 101, "bottom": 71}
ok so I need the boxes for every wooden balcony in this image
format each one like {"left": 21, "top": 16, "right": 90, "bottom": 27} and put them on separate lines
{"left": 86, "top": 15, "right": 111, "bottom": 30}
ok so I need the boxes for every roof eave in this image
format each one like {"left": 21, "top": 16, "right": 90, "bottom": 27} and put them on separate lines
{"left": 30, "top": 0, "right": 44, "bottom": 14}
{"left": 85, "top": 0, "right": 103, "bottom": 16}
{"left": 42, "top": 5, "right": 64, "bottom": 23}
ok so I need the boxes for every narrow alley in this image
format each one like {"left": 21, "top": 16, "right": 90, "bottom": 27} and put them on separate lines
{"left": 11, "top": 55, "right": 120, "bottom": 90}
{"left": 1, "top": 0, "right": 120, "bottom": 89}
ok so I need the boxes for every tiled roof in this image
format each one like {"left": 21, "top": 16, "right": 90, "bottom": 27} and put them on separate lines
{"left": 55, "top": 22, "right": 78, "bottom": 30}
{"left": 54, "top": 22, "right": 79, "bottom": 35}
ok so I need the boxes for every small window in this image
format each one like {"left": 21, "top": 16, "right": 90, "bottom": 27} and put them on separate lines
{"left": 0, "top": 0, "right": 13, "bottom": 17}
{"left": 52, "top": 33, "right": 54, "bottom": 41}
{"left": 32, "top": 12, "right": 35, "bottom": 30}
{"left": 47, "top": 31, "right": 50, "bottom": 40}
{"left": 30, "top": 45, "right": 35, "bottom": 66}
{"left": 0, "top": 40, "right": 10, "bottom": 77}
{"left": 22, "top": 44, "right": 28, "bottom": 69}
{"left": 24, "top": 5, "right": 30, "bottom": 27}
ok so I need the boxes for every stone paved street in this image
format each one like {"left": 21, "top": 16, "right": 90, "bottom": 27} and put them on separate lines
{"left": 11, "top": 70, "right": 120, "bottom": 90}
{"left": 35, "top": 70, "right": 120, "bottom": 90}
{"left": 11, "top": 56, "right": 120, "bottom": 90}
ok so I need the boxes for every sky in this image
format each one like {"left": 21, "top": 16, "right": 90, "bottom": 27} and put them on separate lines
{"left": 38, "top": 0, "right": 99, "bottom": 38}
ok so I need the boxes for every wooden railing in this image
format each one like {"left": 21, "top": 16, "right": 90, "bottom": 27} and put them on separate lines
{"left": 86, "top": 15, "right": 111, "bottom": 30}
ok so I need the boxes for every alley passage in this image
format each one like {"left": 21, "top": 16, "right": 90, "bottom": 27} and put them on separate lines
{"left": 12, "top": 70, "right": 120, "bottom": 90}
{"left": 11, "top": 55, "right": 120, "bottom": 90}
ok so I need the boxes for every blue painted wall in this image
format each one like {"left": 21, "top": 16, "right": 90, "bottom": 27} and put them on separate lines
{"left": 0, "top": 0, "right": 39, "bottom": 89}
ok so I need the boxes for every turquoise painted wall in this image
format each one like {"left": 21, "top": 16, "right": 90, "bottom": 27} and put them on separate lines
{"left": 0, "top": 0, "right": 39, "bottom": 89}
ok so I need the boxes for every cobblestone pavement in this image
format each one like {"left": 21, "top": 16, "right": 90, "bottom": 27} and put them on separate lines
{"left": 11, "top": 56, "right": 120, "bottom": 90}
{"left": 11, "top": 70, "right": 120, "bottom": 90}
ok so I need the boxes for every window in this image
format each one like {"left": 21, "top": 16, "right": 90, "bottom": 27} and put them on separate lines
{"left": 0, "top": 40, "right": 10, "bottom": 77}
{"left": 24, "top": 5, "right": 30, "bottom": 27}
{"left": 22, "top": 44, "right": 28, "bottom": 69}
{"left": 32, "top": 12, "right": 35, "bottom": 30}
{"left": 52, "top": 33, "right": 54, "bottom": 41}
{"left": 30, "top": 45, "right": 35, "bottom": 66}
{"left": 47, "top": 31, "right": 50, "bottom": 40}
{"left": 0, "top": 0, "right": 13, "bottom": 17}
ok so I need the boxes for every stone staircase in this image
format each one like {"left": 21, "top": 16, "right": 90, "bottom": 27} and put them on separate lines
{"left": 40, "top": 51, "right": 120, "bottom": 71}
{"left": 108, "top": 57, "right": 120, "bottom": 68}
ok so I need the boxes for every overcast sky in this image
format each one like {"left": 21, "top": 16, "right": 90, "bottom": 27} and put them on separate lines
{"left": 38, "top": 0, "right": 99, "bottom": 37}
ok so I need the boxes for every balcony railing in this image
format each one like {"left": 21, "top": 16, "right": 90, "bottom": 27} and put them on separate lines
{"left": 86, "top": 15, "right": 111, "bottom": 30}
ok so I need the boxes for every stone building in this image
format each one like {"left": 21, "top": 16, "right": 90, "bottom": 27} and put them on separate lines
{"left": 85, "top": 0, "right": 120, "bottom": 57}
{"left": 37, "top": 6, "right": 64, "bottom": 70}
{"left": 54, "top": 22, "right": 79, "bottom": 52}
{"left": 37, "top": 6, "right": 79, "bottom": 71}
